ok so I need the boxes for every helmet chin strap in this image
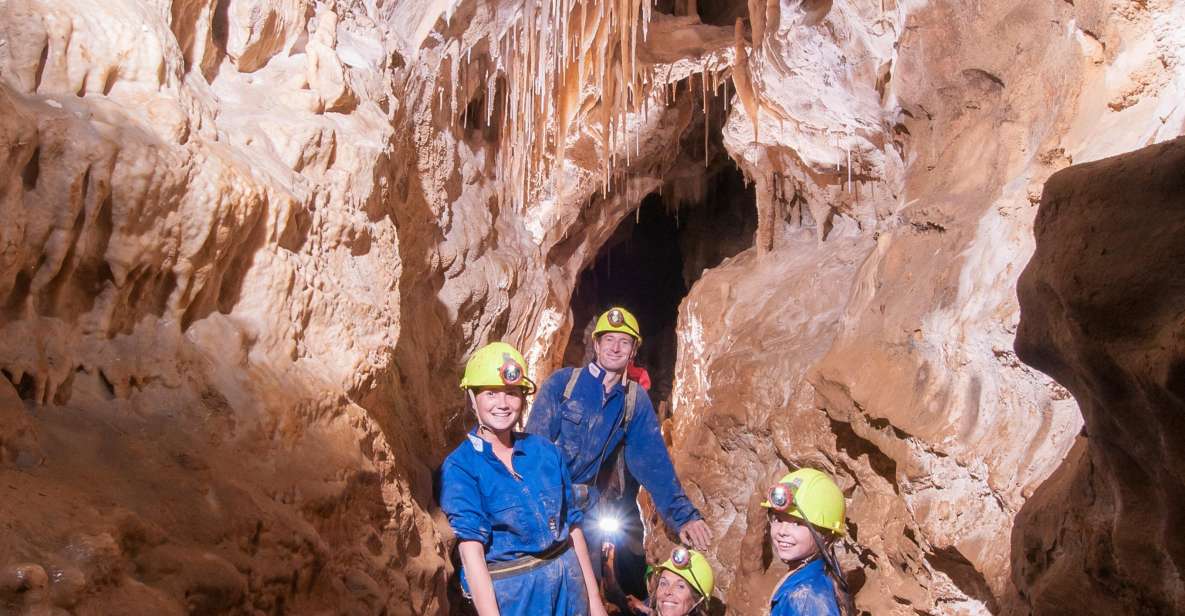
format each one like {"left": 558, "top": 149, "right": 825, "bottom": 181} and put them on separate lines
{"left": 649, "top": 584, "right": 706, "bottom": 615}
{"left": 592, "top": 348, "right": 638, "bottom": 378}
{"left": 806, "top": 525, "right": 850, "bottom": 595}
{"left": 467, "top": 390, "right": 493, "bottom": 434}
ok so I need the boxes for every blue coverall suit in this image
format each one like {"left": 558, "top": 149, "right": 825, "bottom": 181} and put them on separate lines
{"left": 440, "top": 430, "right": 589, "bottom": 616}
{"left": 525, "top": 363, "right": 702, "bottom": 573}
{"left": 769, "top": 558, "right": 841, "bottom": 616}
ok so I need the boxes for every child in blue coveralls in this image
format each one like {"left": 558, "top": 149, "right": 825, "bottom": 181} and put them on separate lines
{"left": 440, "top": 342, "right": 609, "bottom": 616}
{"left": 761, "top": 468, "right": 856, "bottom": 616}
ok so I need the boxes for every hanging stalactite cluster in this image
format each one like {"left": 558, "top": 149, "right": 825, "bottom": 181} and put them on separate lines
{"left": 439, "top": 0, "right": 745, "bottom": 211}
{"left": 437, "top": 0, "right": 659, "bottom": 209}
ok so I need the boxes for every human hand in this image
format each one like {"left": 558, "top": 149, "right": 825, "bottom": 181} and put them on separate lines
{"left": 678, "top": 519, "right": 712, "bottom": 551}
{"left": 626, "top": 595, "right": 653, "bottom": 615}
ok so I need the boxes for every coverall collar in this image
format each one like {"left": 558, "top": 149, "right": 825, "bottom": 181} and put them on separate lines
{"left": 771, "top": 557, "right": 827, "bottom": 604}
{"left": 466, "top": 427, "right": 528, "bottom": 456}
{"left": 587, "top": 362, "right": 626, "bottom": 393}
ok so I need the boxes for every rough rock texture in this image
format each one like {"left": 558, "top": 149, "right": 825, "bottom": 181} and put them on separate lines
{"left": 663, "top": 0, "right": 1185, "bottom": 614}
{"left": 0, "top": 0, "right": 736, "bottom": 613}
{"left": 1014, "top": 136, "right": 1185, "bottom": 615}
{"left": 0, "top": 0, "right": 1183, "bottom": 614}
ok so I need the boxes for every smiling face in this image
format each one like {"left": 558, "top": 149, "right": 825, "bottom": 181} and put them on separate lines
{"left": 594, "top": 331, "right": 637, "bottom": 372}
{"left": 653, "top": 570, "right": 700, "bottom": 616}
{"left": 471, "top": 386, "right": 525, "bottom": 432}
{"left": 769, "top": 511, "right": 821, "bottom": 564}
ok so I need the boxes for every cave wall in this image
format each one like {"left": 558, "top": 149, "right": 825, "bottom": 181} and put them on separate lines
{"left": 0, "top": 0, "right": 736, "bottom": 613}
{"left": 665, "top": 0, "right": 1185, "bottom": 614}
{"left": 1, "top": 0, "right": 1183, "bottom": 614}
{"left": 0, "top": 0, "right": 453, "bottom": 612}
{"left": 1014, "top": 136, "right": 1185, "bottom": 615}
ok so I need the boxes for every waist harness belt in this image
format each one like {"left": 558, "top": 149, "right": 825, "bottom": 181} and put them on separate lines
{"left": 485, "top": 539, "right": 571, "bottom": 581}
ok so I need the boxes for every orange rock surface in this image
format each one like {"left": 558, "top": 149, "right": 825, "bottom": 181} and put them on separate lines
{"left": 0, "top": 0, "right": 1182, "bottom": 614}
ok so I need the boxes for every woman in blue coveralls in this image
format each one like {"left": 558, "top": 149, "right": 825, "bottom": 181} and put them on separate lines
{"left": 761, "top": 468, "right": 856, "bottom": 616}
{"left": 440, "top": 342, "right": 609, "bottom": 616}
{"left": 632, "top": 547, "right": 714, "bottom": 615}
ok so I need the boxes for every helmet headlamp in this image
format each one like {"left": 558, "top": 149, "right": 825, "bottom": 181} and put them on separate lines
{"left": 499, "top": 356, "right": 524, "bottom": 386}
{"left": 767, "top": 482, "right": 797, "bottom": 512}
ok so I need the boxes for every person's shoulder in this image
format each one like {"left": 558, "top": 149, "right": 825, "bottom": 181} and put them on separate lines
{"left": 539, "top": 366, "right": 581, "bottom": 389}
{"left": 442, "top": 436, "right": 481, "bottom": 470}
{"left": 630, "top": 380, "right": 656, "bottom": 406}
{"left": 556, "top": 366, "right": 583, "bottom": 380}
{"left": 783, "top": 575, "right": 839, "bottom": 615}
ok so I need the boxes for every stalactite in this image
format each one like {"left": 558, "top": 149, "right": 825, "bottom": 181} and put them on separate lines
{"left": 766, "top": 0, "right": 779, "bottom": 39}
{"left": 732, "top": 18, "right": 760, "bottom": 143}
{"left": 702, "top": 70, "right": 710, "bottom": 168}
{"left": 755, "top": 176, "right": 775, "bottom": 254}
{"left": 748, "top": 0, "right": 765, "bottom": 49}
{"left": 447, "top": 0, "right": 752, "bottom": 209}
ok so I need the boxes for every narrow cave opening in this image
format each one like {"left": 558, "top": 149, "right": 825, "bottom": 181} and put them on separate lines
{"left": 561, "top": 113, "right": 756, "bottom": 608}
{"left": 563, "top": 85, "right": 757, "bottom": 412}
{"left": 562, "top": 165, "right": 755, "bottom": 410}
{"left": 562, "top": 195, "right": 686, "bottom": 406}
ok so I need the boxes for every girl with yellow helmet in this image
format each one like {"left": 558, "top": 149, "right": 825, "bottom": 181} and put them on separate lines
{"left": 440, "top": 342, "right": 608, "bottom": 616}
{"left": 761, "top": 468, "right": 855, "bottom": 616}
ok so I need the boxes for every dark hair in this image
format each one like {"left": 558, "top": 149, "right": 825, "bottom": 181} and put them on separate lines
{"left": 805, "top": 525, "right": 856, "bottom": 616}
{"left": 767, "top": 512, "right": 856, "bottom": 616}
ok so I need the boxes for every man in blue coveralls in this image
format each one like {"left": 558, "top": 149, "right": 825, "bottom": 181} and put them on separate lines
{"left": 525, "top": 306, "right": 713, "bottom": 580}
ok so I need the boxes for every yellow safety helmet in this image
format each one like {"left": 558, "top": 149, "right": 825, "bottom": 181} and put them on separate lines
{"left": 761, "top": 468, "right": 846, "bottom": 535}
{"left": 593, "top": 307, "right": 642, "bottom": 344}
{"left": 459, "top": 342, "right": 537, "bottom": 395}
{"left": 654, "top": 547, "right": 714, "bottom": 598}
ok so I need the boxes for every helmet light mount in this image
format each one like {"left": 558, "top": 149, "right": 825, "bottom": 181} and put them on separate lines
{"left": 607, "top": 308, "right": 626, "bottom": 327}
{"left": 498, "top": 355, "right": 524, "bottom": 387}
{"left": 767, "top": 481, "right": 797, "bottom": 513}
{"left": 656, "top": 546, "right": 711, "bottom": 605}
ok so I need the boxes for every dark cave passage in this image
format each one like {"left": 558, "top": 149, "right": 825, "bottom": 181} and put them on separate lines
{"left": 559, "top": 146, "right": 755, "bottom": 611}
{"left": 562, "top": 162, "right": 756, "bottom": 411}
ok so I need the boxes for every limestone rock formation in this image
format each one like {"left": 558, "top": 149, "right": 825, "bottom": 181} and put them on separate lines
{"left": 1014, "top": 136, "right": 1185, "bottom": 615}
{"left": 664, "top": 0, "right": 1185, "bottom": 614}
{"left": 0, "top": 0, "right": 734, "bottom": 612}
{"left": 0, "top": 0, "right": 1182, "bottom": 614}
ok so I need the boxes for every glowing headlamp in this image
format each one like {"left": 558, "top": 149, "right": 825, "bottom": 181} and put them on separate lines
{"left": 596, "top": 515, "right": 621, "bottom": 534}
{"left": 607, "top": 308, "right": 625, "bottom": 327}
